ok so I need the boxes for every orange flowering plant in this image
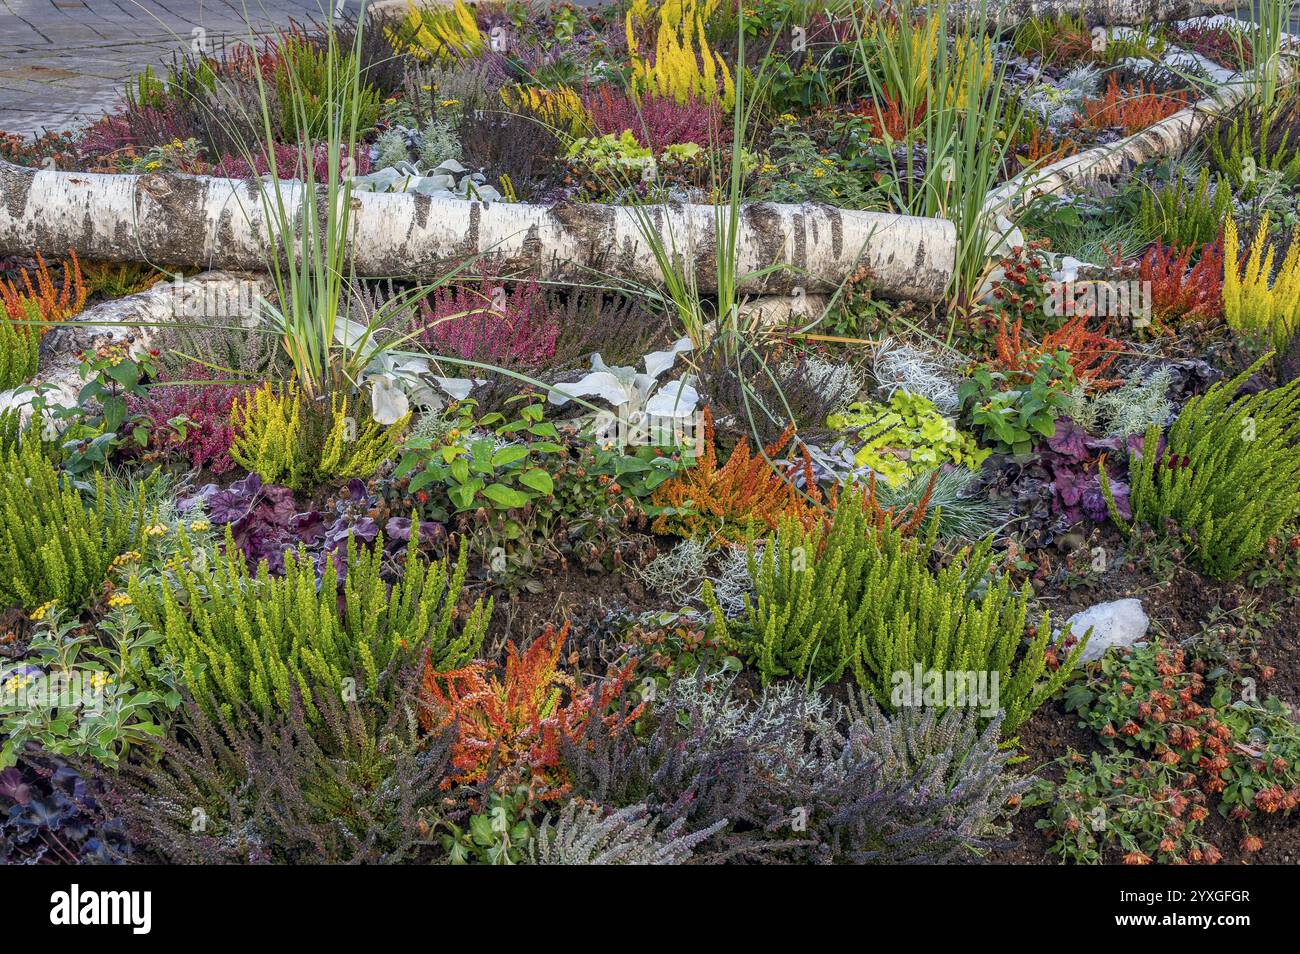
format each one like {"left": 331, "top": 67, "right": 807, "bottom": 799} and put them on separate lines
{"left": 420, "top": 622, "right": 643, "bottom": 799}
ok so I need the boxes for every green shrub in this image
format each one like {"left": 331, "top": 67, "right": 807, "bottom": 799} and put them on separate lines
{"left": 1137, "top": 167, "right": 1231, "bottom": 249}
{"left": 0, "top": 301, "right": 41, "bottom": 390}
{"left": 230, "top": 383, "right": 408, "bottom": 491}
{"left": 702, "top": 486, "right": 1085, "bottom": 733}
{"left": 1103, "top": 357, "right": 1300, "bottom": 579}
{"left": 0, "top": 438, "right": 144, "bottom": 611}
{"left": 128, "top": 529, "right": 491, "bottom": 724}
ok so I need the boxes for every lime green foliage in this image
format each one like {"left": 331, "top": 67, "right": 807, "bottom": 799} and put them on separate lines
{"left": 0, "top": 438, "right": 144, "bottom": 611}
{"left": 128, "top": 530, "right": 491, "bottom": 724}
{"left": 566, "top": 131, "right": 655, "bottom": 182}
{"left": 0, "top": 299, "right": 40, "bottom": 390}
{"left": 826, "top": 390, "right": 988, "bottom": 487}
{"left": 230, "top": 383, "right": 408, "bottom": 491}
{"left": 1104, "top": 357, "right": 1300, "bottom": 579}
{"left": 1137, "top": 168, "right": 1231, "bottom": 249}
{"left": 703, "top": 488, "right": 1084, "bottom": 732}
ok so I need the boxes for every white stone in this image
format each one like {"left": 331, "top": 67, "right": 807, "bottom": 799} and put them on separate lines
{"left": 1061, "top": 598, "right": 1150, "bottom": 662}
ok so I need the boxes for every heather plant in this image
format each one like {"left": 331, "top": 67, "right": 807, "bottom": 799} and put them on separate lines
{"left": 272, "top": 34, "right": 381, "bottom": 140}
{"left": 1137, "top": 167, "right": 1232, "bottom": 251}
{"left": 416, "top": 275, "right": 558, "bottom": 367}
{"left": 0, "top": 301, "right": 41, "bottom": 391}
{"left": 703, "top": 489, "right": 1085, "bottom": 732}
{"left": 127, "top": 372, "right": 249, "bottom": 475}
{"left": 529, "top": 801, "right": 723, "bottom": 864}
{"left": 1104, "top": 358, "right": 1300, "bottom": 579}
{"left": 387, "top": 0, "right": 485, "bottom": 61}
{"left": 230, "top": 382, "right": 409, "bottom": 491}
{"left": 127, "top": 531, "right": 491, "bottom": 724}
{"left": 1139, "top": 237, "right": 1225, "bottom": 329}
{"left": 582, "top": 84, "right": 723, "bottom": 152}
{"left": 0, "top": 438, "right": 145, "bottom": 612}
{"left": 95, "top": 673, "right": 457, "bottom": 864}
{"left": 650, "top": 409, "right": 824, "bottom": 544}
{"left": 626, "top": 0, "right": 735, "bottom": 110}
{"left": 1222, "top": 215, "right": 1300, "bottom": 352}
{"left": 0, "top": 250, "right": 86, "bottom": 327}
{"left": 561, "top": 671, "right": 1025, "bottom": 863}
{"left": 420, "top": 622, "right": 642, "bottom": 800}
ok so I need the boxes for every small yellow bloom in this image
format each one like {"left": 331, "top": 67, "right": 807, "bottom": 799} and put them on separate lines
{"left": 439, "top": 98, "right": 460, "bottom": 108}
{"left": 109, "top": 550, "right": 142, "bottom": 570}
{"left": 89, "top": 671, "right": 113, "bottom": 690}
{"left": 108, "top": 593, "right": 133, "bottom": 608}
{"left": 4, "top": 673, "right": 33, "bottom": 693}
{"left": 760, "top": 162, "right": 777, "bottom": 174}
{"left": 144, "top": 160, "right": 161, "bottom": 170}
{"left": 190, "top": 519, "right": 210, "bottom": 533}
{"left": 812, "top": 167, "right": 825, "bottom": 178}
{"left": 29, "top": 600, "right": 56, "bottom": 622}
{"left": 145, "top": 523, "right": 168, "bottom": 538}
{"left": 778, "top": 113, "right": 797, "bottom": 125}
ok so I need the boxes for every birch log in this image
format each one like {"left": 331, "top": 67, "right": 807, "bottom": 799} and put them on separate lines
{"left": 0, "top": 161, "right": 957, "bottom": 301}
{"left": 954, "top": 0, "right": 1241, "bottom": 26}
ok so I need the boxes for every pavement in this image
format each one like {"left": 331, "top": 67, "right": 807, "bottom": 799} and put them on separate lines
{"left": 0, "top": 1, "right": 340, "bottom": 137}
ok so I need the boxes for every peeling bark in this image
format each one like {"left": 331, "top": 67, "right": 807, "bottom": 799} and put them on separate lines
{"left": 0, "top": 161, "right": 956, "bottom": 301}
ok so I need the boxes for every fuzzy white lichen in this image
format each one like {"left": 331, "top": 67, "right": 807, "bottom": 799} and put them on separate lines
{"left": 872, "top": 337, "right": 963, "bottom": 413}
{"left": 634, "top": 538, "right": 712, "bottom": 606}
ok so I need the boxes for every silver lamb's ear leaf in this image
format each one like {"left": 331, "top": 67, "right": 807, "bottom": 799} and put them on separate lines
{"left": 434, "top": 376, "right": 476, "bottom": 401}
{"left": 643, "top": 377, "right": 700, "bottom": 418}
{"left": 546, "top": 370, "right": 629, "bottom": 407}
{"left": 642, "top": 336, "right": 694, "bottom": 380}
{"left": 370, "top": 375, "right": 410, "bottom": 426}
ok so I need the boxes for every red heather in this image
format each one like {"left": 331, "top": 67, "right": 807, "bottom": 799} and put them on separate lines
{"left": 128, "top": 372, "right": 250, "bottom": 474}
{"left": 213, "top": 141, "right": 371, "bottom": 180}
{"left": 1140, "top": 237, "right": 1225, "bottom": 325}
{"left": 582, "top": 85, "right": 724, "bottom": 153}
{"left": 417, "top": 274, "right": 558, "bottom": 367}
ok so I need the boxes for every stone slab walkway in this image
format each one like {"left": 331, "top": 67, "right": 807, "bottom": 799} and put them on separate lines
{"left": 0, "top": 0, "right": 337, "bottom": 137}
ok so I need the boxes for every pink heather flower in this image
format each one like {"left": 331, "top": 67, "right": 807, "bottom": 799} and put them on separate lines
{"left": 582, "top": 85, "right": 725, "bottom": 153}
{"left": 127, "top": 370, "right": 250, "bottom": 474}
{"left": 417, "top": 272, "right": 558, "bottom": 367}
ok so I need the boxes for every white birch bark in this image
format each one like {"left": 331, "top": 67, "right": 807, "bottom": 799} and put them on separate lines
{"left": 0, "top": 161, "right": 957, "bottom": 301}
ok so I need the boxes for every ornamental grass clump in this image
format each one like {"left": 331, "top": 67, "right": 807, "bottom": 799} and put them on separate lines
{"left": 230, "top": 382, "right": 408, "bottom": 491}
{"left": 1103, "top": 357, "right": 1300, "bottom": 580}
{"left": 703, "top": 483, "right": 1084, "bottom": 733}
{"left": 128, "top": 530, "right": 491, "bottom": 724}
{"left": 0, "top": 438, "right": 145, "bottom": 611}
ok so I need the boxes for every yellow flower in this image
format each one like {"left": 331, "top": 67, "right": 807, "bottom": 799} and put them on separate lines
{"left": 145, "top": 523, "right": 168, "bottom": 538}
{"left": 29, "top": 600, "right": 56, "bottom": 622}
{"left": 88, "top": 671, "right": 113, "bottom": 690}
{"left": 190, "top": 519, "right": 210, "bottom": 533}
{"left": 779, "top": 113, "right": 797, "bottom": 124}
{"left": 812, "top": 167, "right": 825, "bottom": 178}
{"left": 4, "top": 673, "right": 32, "bottom": 693}
{"left": 109, "top": 550, "right": 142, "bottom": 570}
{"left": 144, "top": 160, "right": 161, "bottom": 170}
{"left": 760, "top": 162, "right": 777, "bottom": 174}
{"left": 439, "top": 98, "right": 460, "bottom": 108}
{"left": 820, "top": 158, "right": 834, "bottom": 166}
{"left": 108, "top": 593, "right": 133, "bottom": 609}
